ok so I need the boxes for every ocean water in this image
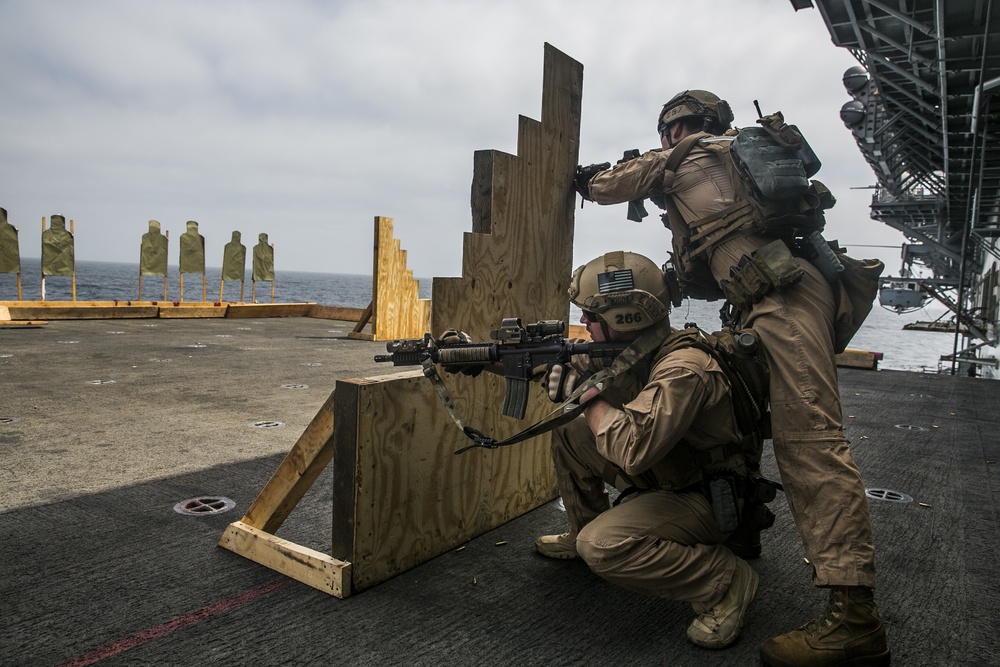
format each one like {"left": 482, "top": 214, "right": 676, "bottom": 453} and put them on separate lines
{"left": 0, "top": 257, "right": 411, "bottom": 309}
{"left": 0, "top": 258, "right": 957, "bottom": 374}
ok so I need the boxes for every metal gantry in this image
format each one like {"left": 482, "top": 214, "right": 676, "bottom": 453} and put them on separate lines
{"left": 795, "top": 0, "right": 1000, "bottom": 373}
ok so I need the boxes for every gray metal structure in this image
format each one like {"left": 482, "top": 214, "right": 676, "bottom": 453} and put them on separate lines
{"left": 793, "top": 0, "right": 1000, "bottom": 371}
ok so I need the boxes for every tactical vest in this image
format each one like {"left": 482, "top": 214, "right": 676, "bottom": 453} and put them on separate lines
{"left": 659, "top": 117, "right": 835, "bottom": 300}
{"left": 604, "top": 326, "right": 770, "bottom": 491}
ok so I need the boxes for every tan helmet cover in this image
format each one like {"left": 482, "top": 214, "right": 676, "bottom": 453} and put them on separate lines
{"left": 568, "top": 251, "right": 670, "bottom": 332}
{"left": 658, "top": 90, "right": 733, "bottom": 133}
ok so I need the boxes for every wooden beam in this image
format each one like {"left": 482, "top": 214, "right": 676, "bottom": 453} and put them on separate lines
{"left": 219, "top": 521, "right": 351, "bottom": 598}
{"left": 347, "top": 300, "right": 374, "bottom": 340}
{"left": 307, "top": 304, "right": 368, "bottom": 322}
{"left": 239, "top": 390, "right": 338, "bottom": 534}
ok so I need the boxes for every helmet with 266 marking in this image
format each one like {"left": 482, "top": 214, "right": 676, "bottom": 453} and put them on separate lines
{"left": 568, "top": 251, "right": 670, "bottom": 333}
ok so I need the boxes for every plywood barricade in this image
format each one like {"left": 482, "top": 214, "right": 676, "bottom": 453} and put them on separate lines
{"left": 347, "top": 216, "right": 431, "bottom": 342}
{"left": 219, "top": 43, "right": 582, "bottom": 597}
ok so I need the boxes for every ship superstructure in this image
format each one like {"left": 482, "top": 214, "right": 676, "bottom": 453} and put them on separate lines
{"left": 793, "top": 0, "right": 1000, "bottom": 375}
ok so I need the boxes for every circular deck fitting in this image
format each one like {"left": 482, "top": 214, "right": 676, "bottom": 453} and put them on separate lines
{"left": 87, "top": 379, "right": 116, "bottom": 385}
{"left": 248, "top": 420, "right": 285, "bottom": 429}
{"left": 0, "top": 417, "right": 22, "bottom": 425}
{"left": 865, "top": 488, "right": 913, "bottom": 503}
{"left": 894, "top": 424, "right": 928, "bottom": 432}
{"left": 173, "top": 496, "right": 236, "bottom": 516}
{"left": 280, "top": 384, "right": 309, "bottom": 390}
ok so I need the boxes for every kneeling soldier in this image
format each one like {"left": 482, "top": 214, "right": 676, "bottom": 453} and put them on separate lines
{"left": 536, "top": 250, "right": 758, "bottom": 650}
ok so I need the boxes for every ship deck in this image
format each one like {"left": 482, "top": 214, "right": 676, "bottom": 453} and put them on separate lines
{"left": 2, "top": 317, "right": 998, "bottom": 666}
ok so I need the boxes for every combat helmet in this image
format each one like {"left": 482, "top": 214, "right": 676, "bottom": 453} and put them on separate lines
{"left": 658, "top": 90, "right": 734, "bottom": 136}
{"left": 569, "top": 251, "right": 670, "bottom": 333}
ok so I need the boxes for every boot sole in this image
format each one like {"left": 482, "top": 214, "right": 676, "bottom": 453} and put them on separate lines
{"left": 760, "top": 647, "right": 891, "bottom": 667}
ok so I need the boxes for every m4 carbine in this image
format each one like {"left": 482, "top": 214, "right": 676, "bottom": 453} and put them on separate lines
{"left": 375, "top": 317, "right": 629, "bottom": 420}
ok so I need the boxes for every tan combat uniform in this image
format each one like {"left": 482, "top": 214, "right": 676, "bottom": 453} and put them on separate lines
{"left": 587, "top": 144, "right": 877, "bottom": 589}
{"left": 554, "top": 342, "right": 745, "bottom": 613}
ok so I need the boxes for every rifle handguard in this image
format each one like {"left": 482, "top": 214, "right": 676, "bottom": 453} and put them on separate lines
{"left": 435, "top": 345, "right": 494, "bottom": 365}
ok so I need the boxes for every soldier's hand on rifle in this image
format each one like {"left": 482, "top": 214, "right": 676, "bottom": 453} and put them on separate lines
{"left": 434, "top": 329, "right": 484, "bottom": 377}
{"left": 541, "top": 345, "right": 599, "bottom": 403}
{"left": 574, "top": 162, "right": 610, "bottom": 202}
{"left": 543, "top": 362, "right": 581, "bottom": 403}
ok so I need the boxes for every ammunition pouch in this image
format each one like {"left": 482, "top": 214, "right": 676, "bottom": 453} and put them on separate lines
{"left": 708, "top": 474, "right": 741, "bottom": 533}
{"left": 705, "top": 471, "right": 780, "bottom": 533}
{"left": 720, "top": 240, "right": 804, "bottom": 311}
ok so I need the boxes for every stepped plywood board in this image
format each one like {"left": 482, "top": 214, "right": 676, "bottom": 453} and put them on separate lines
{"left": 372, "top": 216, "right": 431, "bottom": 340}
{"left": 332, "top": 43, "right": 582, "bottom": 591}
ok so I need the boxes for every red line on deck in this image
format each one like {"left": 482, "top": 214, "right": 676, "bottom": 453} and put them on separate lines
{"left": 56, "top": 578, "right": 294, "bottom": 666}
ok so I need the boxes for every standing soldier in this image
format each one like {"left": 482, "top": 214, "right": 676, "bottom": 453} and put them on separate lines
{"left": 575, "top": 91, "right": 889, "bottom": 667}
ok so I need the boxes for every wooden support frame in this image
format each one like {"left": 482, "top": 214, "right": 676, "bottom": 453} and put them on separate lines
{"left": 220, "top": 43, "right": 582, "bottom": 597}
{"left": 348, "top": 301, "right": 373, "bottom": 338}
{"left": 218, "top": 390, "right": 351, "bottom": 597}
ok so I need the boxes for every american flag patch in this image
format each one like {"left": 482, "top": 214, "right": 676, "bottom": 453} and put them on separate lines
{"left": 598, "top": 269, "right": 634, "bottom": 293}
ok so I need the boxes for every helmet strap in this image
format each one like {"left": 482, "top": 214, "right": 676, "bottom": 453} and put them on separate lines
{"left": 598, "top": 318, "right": 613, "bottom": 341}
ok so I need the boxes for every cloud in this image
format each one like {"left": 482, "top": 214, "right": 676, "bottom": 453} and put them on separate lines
{"left": 0, "top": 0, "right": 906, "bottom": 285}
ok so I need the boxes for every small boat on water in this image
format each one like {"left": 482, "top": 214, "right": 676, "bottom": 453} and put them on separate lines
{"left": 879, "top": 277, "right": 929, "bottom": 313}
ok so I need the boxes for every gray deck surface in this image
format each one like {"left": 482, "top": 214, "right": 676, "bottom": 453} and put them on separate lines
{"left": 1, "top": 317, "right": 998, "bottom": 666}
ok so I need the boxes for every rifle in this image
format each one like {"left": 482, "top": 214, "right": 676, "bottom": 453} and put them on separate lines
{"left": 617, "top": 149, "right": 649, "bottom": 222}
{"left": 375, "top": 317, "right": 629, "bottom": 420}
{"left": 574, "top": 149, "right": 649, "bottom": 222}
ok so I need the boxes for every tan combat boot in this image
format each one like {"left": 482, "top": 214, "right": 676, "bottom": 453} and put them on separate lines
{"left": 534, "top": 532, "right": 579, "bottom": 559}
{"left": 760, "top": 586, "right": 890, "bottom": 666}
{"left": 686, "top": 558, "right": 759, "bottom": 649}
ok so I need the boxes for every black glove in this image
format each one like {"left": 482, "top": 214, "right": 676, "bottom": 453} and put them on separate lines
{"left": 574, "top": 162, "right": 610, "bottom": 201}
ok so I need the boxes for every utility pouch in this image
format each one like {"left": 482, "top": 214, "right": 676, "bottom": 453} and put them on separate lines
{"left": 708, "top": 476, "right": 741, "bottom": 533}
{"left": 831, "top": 253, "right": 885, "bottom": 353}
{"left": 721, "top": 240, "right": 804, "bottom": 310}
{"left": 731, "top": 126, "right": 810, "bottom": 201}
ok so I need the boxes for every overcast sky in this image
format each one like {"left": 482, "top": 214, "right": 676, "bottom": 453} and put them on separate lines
{"left": 0, "top": 0, "right": 908, "bottom": 281}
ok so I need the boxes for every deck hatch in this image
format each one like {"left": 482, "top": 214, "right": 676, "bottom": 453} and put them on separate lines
{"left": 248, "top": 420, "right": 285, "bottom": 429}
{"left": 173, "top": 496, "right": 236, "bottom": 516}
{"left": 865, "top": 488, "right": 914, "bottom": 503}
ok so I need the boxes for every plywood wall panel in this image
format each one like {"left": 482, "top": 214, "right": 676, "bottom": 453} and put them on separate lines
{"left": 334, "top": 44, "right": 583, "bottom": 592}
